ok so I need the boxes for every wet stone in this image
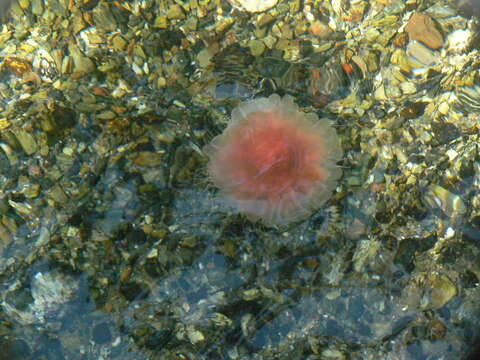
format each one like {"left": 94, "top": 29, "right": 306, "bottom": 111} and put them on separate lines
{"left": 404, "top": 12, "right": 444, "bottom": 50}
{"left": 406, "top": 41, "right": 438, "bottom": 67}
{"left": 93, "top": 3, "right": 117, "bottom": 32}
{"left": 13, "top": 129, "right": 37, "bottom": 155}
{"left": 430, "top": 122, "right": 461, "bottom": 146}
{"left": 256, "top": 57, "right": 291, "bottom": 78}
{"left": 411, "top": 324, "right": 429, "bottom": 340}
{"left": 394, "top": 237, "right": 436, "bottom": 272}
{"left": 400, "top": 101, "right": 427, "bottom": 118}
{"left": 423, "top": 184, "right": 466, "bottom": 219}
{"left": 119, "top": 281, "right": 150, "bottom": 302}
{"left": 249, "top": 39, "right": 266, "bottom": 56}
{"left": 256, "top": 13, "right": 275, "bottom": 28}
{"left": 428, "top": 273, "right": 457, "bottom": 309}
{"left": 144, "top": 329, "right": 174, "bottom": 350}
{"left": 393, "top": 31, "right": 409, "bottom": 47}
{"left": 166, "top": 4, "right": 185, "bottom": 20}
{"left": 132, "top": 151, "right": 164, "bottom": 167}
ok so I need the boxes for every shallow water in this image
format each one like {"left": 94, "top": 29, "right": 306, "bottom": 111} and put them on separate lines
{"left": 0, "top": 0, "right": 480, "bottom": 359}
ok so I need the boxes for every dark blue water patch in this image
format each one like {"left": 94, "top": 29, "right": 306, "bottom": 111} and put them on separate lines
{"left": 346, "top": 293, "right": 366, "bottom": 319}
{"left": 466, "top": 337, "right": 480, "bottom": 360}
{"left": 214, "top": 82, "right": 252, "bottom": 101}
{"left": 4, "top": 285, "right": 34, "bottom": 311}
{"left": 0, "top": 338, "right": 31, "bottom": 360}
{"left": 325, "top": 318, "right": 346, "bottom": 338}
{"left": 1, "top": 265, "right": 101, "bottom": 358}
{"left": 31, "top": 335, "right": 65, "bottom": 360}
{"left": 92, "top": 322, "right": 112, "bottom": 345}
{"left": 459, "top": 270, "right": 480, "bottom": 289}
{"left": 142, "top": 327, "right": 175, "bottom": 351}
{"left": 406, "top": 340, "right": 424, "bottom": 360}
{"left": 462, "top": 225, "right": 480, "bottom": 248}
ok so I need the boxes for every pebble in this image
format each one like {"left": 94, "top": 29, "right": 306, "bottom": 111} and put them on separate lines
{"left": 404, "top": 12, "right": 444, "bottom": 50}
{"left": 374, "top": 84, "right": 388, "bottom": 101}
{"left": 438, "top": 102, "right": 450, "bottom": 115}
{"left": 167, "top": 4, "right": 185, "bottom": 20}
{"left": 256, "top": 13, "right": 275, "bottom": 28}
{"left": 249, "top": 39, "right": 266, "bottom": 56}
{"left": 14, "top": 129, "right": 37, "bottom": 155}
{"left": 393, "top": 31, "right": 408, "bottom": 48}
{"left": 399, "top": 81, "right": 417, "bottom": 95}
{"left": 406, "top": 40, "right": 438, "bottom": 67}
{"left": 310, "top": 21, "right": 332, "bottom": 39}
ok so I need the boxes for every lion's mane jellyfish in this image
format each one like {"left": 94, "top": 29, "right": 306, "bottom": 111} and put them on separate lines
{"left": 204, "top": 94, "right": 343, "bottom": 226}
